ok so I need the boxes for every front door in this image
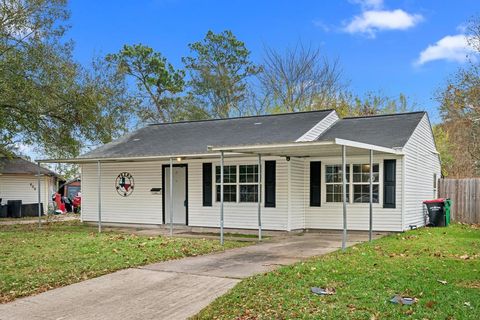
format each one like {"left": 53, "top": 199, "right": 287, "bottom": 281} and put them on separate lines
{"left": 164, "top": 166, "right": 187, "bottom": 224}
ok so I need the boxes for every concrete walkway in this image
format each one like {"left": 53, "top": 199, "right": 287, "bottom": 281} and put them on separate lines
{"left": 0, "top": 231, "right": 384, "bottom": 320}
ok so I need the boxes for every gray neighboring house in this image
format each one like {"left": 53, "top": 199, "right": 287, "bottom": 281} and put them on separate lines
{"left": 42, "top": 110, "right": 440, "bottom": 232}
{"left": 0, "top": 157, "right": 60, "bottom": 213}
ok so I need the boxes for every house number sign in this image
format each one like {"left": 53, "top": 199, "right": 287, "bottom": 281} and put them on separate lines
{"left": 115, "top": 172, "right": 135, "bottom": 197}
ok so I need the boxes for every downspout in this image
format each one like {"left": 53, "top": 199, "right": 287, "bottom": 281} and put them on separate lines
{"left": 303, "top": 159, "right": 307, "bottom": 230}
{"left": 80, "top": 165, "right": 83, "bottom": 222}
{"left": 401, "top": 155, "right": 406, "bottom": 231}
{"left": 287, "top": 158, "right": 292, "bottom": 231}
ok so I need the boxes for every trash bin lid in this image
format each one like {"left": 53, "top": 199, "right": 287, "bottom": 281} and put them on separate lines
{"left": 423, "top": 198, "right": 446, "bottom": 204}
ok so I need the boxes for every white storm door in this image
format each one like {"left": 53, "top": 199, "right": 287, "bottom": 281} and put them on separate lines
{"left": 164, "top": 166, "right": 187, "bottom": 224}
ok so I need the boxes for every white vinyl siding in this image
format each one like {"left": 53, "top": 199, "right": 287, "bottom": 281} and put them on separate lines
{"left": 0, "top": 174, "right": 55, "bottom": 213}
{"left": 289, "top": 157, "right": 306, "bottom": 230}
{"left": 189, "top": 157, "right": 289, "bottom": 230}
{"left": 296, "top": 111, "right": 339, "bottom": 141}
{"left": 80, "top": 153, "right": 412, "bottom": 232}
{"left": 81, "top": 157, "right": 289, "bottom": 230}
{"left": 81, "top": 162, "right": 163, "bottom": 225}
{"left": 403, "top": 114, "right": 442, "bottom": 230}
{"left": 304, "top": 155, "right": 403, "bottom": 232}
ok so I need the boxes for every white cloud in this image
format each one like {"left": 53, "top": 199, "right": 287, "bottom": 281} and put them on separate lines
{"left": 415, "top": 34, "right": 476, "bottom": 65}
{"left": 344, "top": 9, "right": 423, "bottom": 37}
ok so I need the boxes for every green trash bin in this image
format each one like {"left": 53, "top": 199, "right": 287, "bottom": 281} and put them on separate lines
{"left": 444, "top": 198, "right": 452, "bottom": 226}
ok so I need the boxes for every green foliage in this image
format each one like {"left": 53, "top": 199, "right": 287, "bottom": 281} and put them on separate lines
{"left": 0, "top": 0, "right": 133, "bottom": 162}
{"left": 311, "top": 91, "right": 416, "bottom": 118}
{"left": 183, "top": 30, "right": 261, "bottom": 118}
{"left": 106, "top": 44, "right": 190, "bottom": 123}
{"left": 195, "top": 224, "right": 480, "bottom": 319}
{"left": 432, "top": 125, "right": 453, "bottom": 177}
{"left": 0, "top": 220, "right": 246, "bottom": 303}
{"left": 437, "top": 16, "right": 480, "bottom": 177}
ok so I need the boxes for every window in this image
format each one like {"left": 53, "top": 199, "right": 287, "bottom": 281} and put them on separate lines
{"left": 239, "top": 165, "right": 258, "bottom": 202}
{"left": 324, "top": 163, "right": 380, "bottom": 203}
{"left": 325, "top": 165, "right": 349, "bottom": 202}
{"left": 216, "top": 166, "right": 236, "bottom": 202}
{"left": 215, "top": 164, "right": 259, "bottom": 202}
{"left": 353, "top": 164, "right": 379, "bottom": 203}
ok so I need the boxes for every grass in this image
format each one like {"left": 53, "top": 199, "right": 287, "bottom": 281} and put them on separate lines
{"left": 195, "top": 224, "right": 480, "bottom": 320}
{"left": 0, "top": 220, "right": 246, "bottom": 303}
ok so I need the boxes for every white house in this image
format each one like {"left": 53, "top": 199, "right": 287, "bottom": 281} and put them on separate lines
{"left": 0, "top": 157, "right": 59, "bottom": 214}
{"left": 40, "top": 110, "right": 441, "bottom": 233}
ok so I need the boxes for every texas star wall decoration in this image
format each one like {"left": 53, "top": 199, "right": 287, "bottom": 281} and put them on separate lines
{"left": 115, "top": 172, "right": 134, "bottom": 197}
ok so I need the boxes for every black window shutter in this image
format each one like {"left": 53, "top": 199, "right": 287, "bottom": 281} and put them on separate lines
{"left": 264, "top": 161, "right": 276, "bottom": 207}
{"left": 202, "top": 163, "right": 212, "bottom": 206}
{"left": 383, "top": 159, "right": 396, "bottom": 208}
{"left": 310, "top": 161, "right": 321, "bottom": 206}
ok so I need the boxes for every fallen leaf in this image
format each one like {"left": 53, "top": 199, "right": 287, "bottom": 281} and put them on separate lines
{"left": 437, "top": 279, "right": 448, "bottom": 285}
{"left": 405, "top": 309, "right": 414, "bottom": 315}
{"left": 426, "top": 300, "right": 436, "bottom": 308}
{"left": 460, "top": 254, "right": 470, "bottom": 260}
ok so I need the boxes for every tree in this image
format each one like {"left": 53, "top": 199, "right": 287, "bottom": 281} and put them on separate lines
{"left": 259, "top": 43, "right": 345, "bottom": 113}
{"left": 183, "top": 30, "right": 261, "bottom": 118}
{"left": 0, "top": 0, "right": 133, "bottom": 164}
{"left": 437, "top": 16, "right": 480, "bottom": 177}
{"left": 106, "top": 44, "right": 194, "bottom": 123}
{"left": 432, "top": 124, "right": 454, "bottom": 177}
{"left": 329, "top": 91, "right": 414, "bottom": 117}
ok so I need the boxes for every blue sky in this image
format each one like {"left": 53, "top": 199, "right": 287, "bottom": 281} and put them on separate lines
{"left": 67, "top": 0, "right": 479, "bottom": 122}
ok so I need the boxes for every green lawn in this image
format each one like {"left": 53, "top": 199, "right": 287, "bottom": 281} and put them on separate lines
{"left": 0, "top": 220, "right": 245, "bottom": 303}
{"left": 195, "top": 224, "right": 480, "bottom": 319}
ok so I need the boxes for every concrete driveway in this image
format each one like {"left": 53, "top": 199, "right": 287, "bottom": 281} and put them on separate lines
{"left": 0, "top": 231, "right": 384, "bottom": 320}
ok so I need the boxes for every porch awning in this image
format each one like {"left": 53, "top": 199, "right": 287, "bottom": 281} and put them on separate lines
{"left": 208, "top": 138, "right": 403, "bottom": 157}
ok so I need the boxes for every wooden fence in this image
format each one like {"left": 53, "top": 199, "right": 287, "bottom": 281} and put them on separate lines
{"left": 438, "top": 178, "right": 480, "bottom": 224}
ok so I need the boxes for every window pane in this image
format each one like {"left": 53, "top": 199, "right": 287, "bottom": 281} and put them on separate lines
{"left": 216, "top": 185, "right": 236, "bottom": 202}
{"left": 326, "top": 183, "right": 350, "bottom": 202}
{"left": 239, "top": 165, "right": 258, "bottom": 183}
{"left": 240, "top": 185, "right": 258, "bottom": 202}
{"left": 353, "top": 184, "right": 379, "bottom": 203}
{"left": 216, "top": 165, "right": 236, "bottom": 183}
{"left": 326, "top": 165, "right": 349, "bottom": 183}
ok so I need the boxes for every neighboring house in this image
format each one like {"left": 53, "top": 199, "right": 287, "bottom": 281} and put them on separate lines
{"left": 43, "top": 110, "right": 440, "bottom": 232}
{"left": 0, "top": 157, "right": 60, "bottom": 214}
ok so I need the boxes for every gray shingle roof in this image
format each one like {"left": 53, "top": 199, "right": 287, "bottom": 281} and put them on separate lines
{"left": 79, "top": 110, "right": 334, "bottom": 159}
{"left": 317, "top": 111, "right": 426, "bottom": 148}
{"left": 0, "top": 157, "right": 59, "bottom": 176}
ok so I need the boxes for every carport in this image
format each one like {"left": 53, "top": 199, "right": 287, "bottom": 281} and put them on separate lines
{"left": 208, "top": 138, "right": 403, "bottom": 249}
{"left": 37, "top": 137, "right": 402, "bottom": 250}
